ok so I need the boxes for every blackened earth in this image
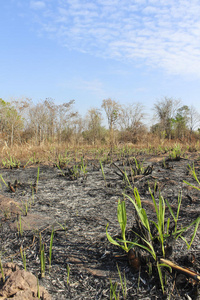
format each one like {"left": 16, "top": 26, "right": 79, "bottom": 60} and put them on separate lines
{"left": 0, "top": 152, "right": 200, "bottom": 299}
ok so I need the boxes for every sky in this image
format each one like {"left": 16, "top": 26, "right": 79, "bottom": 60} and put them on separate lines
{"left": 1, "top": 0, "right": 200, "bottom": 126}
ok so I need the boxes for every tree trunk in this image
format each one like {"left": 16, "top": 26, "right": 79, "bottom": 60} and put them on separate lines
{"left": 11, "top": 124, "right": 14, "bottom": 147}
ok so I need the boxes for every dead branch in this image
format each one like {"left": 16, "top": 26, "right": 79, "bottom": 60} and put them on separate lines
{"left": 160, "top": 258, "right": 200, "bottom": 282}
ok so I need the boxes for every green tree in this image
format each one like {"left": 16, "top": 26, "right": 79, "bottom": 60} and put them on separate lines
{"left": 174, "top": 106, "right": 189, "bottom": 138}
{"left": 153, "top": 97, "right": 181, "bottom": 139}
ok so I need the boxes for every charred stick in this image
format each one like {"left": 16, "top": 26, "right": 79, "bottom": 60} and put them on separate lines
{"left": 111, "top": 162, "right": 125, "bottom": 177}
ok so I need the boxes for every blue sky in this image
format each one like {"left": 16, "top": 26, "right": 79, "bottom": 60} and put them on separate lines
{"left": 1, "top": 0, "right": 200, "bottom": 125}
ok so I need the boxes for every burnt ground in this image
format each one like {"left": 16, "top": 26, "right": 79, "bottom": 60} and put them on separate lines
{"left": 0, "top": 152, "right": 200, "bottom": 299}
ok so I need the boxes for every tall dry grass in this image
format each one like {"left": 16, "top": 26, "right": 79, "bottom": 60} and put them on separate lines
{"left": 0, "top": 136, "right": 199, "bottom": 166}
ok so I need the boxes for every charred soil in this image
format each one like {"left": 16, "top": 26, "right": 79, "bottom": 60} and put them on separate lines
{"left": 0, "top": 151, "right": 200, "bottom": 299}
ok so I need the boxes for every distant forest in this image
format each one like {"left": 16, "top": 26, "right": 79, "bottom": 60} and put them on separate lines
{"left": 0, "top": 97, "right": 200, "bottom": 147}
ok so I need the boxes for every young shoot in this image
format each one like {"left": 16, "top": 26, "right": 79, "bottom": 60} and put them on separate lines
{"left": 66, "top": 264, "right": 70, "bottom": 285}
{"left": 20, "top": 246, "right": 26, "bottom": 271}
{"left": 39, "top": 233, "right": 45, "bottom": 278}
{"left": 17, "top": 214, "right": 23, "bottom": 237}
{"left": 49, "top": 227, "right": 54, "bottom": 272}
{"left": 106, "top": 200, "right": 131, "bottom": 253}
{"left": 100, "top": 160, "right": 107, "bottom": 187}
{"left": 184, "top": 163, "right": 200, "bottom": 191}
{"left": 116, "top": 263, "right": 127, "bottom": 299}
{"left": 0, "top": 175, "right": 8, "bottom": 188}
{"left": 0, "top": 258, "right": 5, "bottom": 283}
{"left": 107, "top": 186, "right": 200, "bottom": 294}
{"left": 36, "top": 166, "right": 40, "bottom": 188}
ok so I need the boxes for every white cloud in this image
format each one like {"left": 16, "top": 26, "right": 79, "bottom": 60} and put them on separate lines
{"left": 28, "top": 0, "right": 200, "bottom": 77}
{"left": 58, "top": 78, "right": 105, "bottom": 95}
{"left": 143, "top": 6, "right": 158, "bottom": 14}
{"left": 30, "top": 1, "right": 46, "bottom": 10}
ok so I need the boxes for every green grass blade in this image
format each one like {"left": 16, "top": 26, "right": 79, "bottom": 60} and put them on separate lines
{"left": 157, "top": 262, "right": 164, "bottom": 294}
{"left": 183, "top": 180, "right": 200, "bottom": 191}
{"left": 117, "top": 200, "right": 128, "bottom": 251}
{"left": 191, "top": 163, "right": 200, "bottom": 185}
{"left": 0, "top": 258, "right": 5, "bottom": 283}
{"left": 165, "top": 198, "right": 176, "bottom": 221}
{"left": 180, "top": 236, "right": 189, "bottom": 248}
{"left": 149, "top": 188, "right": 159, "bottom": 219}
{"left": 133, "top": 187, "right": 142, "bottom": 208}
{"left": 176, "top": 192, "right": 182, "bottom": 221}
{"left": 122, "top": 237, "right": 156, "bottom": 260}
{"left": 0, "top": 175, "right": 8, "bottom": 188}
{"left": 125, "top": 192, "right": 152, "bottom": 238}
{"left": 187, "top": 217, "right": 200, "bottom": 249}
{"left": 116, "top": 264, "right": 126, "bottom": 299}
{"left": 166, "top": 218, "right": 170, "bottom": 235}
{"left": 160, "top": 195, "right": 165, "bottom": 232}
{"left": 106, "top": 223, "right": 127, "bottom": 251}
{"left": 49, "top": 227, "right": 54, "bottom": 271}
{"left": 37, "top": 166, "right": 40, "bottom": 184}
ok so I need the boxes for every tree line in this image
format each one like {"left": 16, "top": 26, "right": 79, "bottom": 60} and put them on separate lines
{"left": 0, "top": 96, "right": 200, "bottom": 147}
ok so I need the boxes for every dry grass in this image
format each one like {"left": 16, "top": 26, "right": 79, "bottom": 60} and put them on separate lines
{"left": 0, "top": 138, "right": 199, "bottom": 166}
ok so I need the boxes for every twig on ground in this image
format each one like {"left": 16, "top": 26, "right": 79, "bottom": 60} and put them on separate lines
{"left": 160, "top": 258, "right": 200, "bottom": 282}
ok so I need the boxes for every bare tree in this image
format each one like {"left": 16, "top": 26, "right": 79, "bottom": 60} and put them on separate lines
{"left": 118, "top": 102, "right": 145, "bottom": 130}
{"left": 118, "top": 103, "right": 146, "bottom": 143}
{"left": 56, "top": 100, "right": 78, "bottom": 144}
{"left": 26, "top": 99, "right": 77, "bottom": 145}
{"left": 71, "top": 114, "right": 84, "bottom": 145}
{"left": 187, "top": 105, "right": 200, "bottom": 135}
{"left": 83, "top": 108, "right": 105, "bottom": 145}
{"left": 101, "top": 98, "right": 121, "bottom": 147}
{"left": 0, "top": 98, "right": 24, "bottom": 146}
{"left": 28, "top": 102, "right": 48, "bottom": 145}
{"left": 43, "top": 99, "right": 57, "bottom": 142}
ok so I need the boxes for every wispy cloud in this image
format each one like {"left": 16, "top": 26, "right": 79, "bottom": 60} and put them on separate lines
{"left": 30, "top": 1, "right": 46, "bottom": 10}
{"left": 28, "top": 0, "right": 200, "bottom": 77}
{"left": 58, "top": 77, "right": 105, "bottom": 95}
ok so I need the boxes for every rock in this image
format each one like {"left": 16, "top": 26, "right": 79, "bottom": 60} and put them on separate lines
{"left": 0, "top": 262, "right": 20, "bottom": 281}
{"left": 0, "top": 195, "right": 21, "bottom": 217}
{"left": 0, "top": 263, "right": 51, "bottom": 300}
{"left": 9, "top": 213, "right": 51, "bottom": 231}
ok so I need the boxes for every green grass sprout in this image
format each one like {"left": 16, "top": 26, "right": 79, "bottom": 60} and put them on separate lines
{"left": 20, "top": 246, "right": 26, "bottom": 271}
{"left": 0, "top": 258, "right": 5, "bottom": 283}
{"left": 48, "top": 227, "right": 54, "bottom": 272}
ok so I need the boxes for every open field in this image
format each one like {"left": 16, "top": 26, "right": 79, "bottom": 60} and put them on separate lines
{"left": 0, "top": 145, "right": 200, "bottom": 299}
